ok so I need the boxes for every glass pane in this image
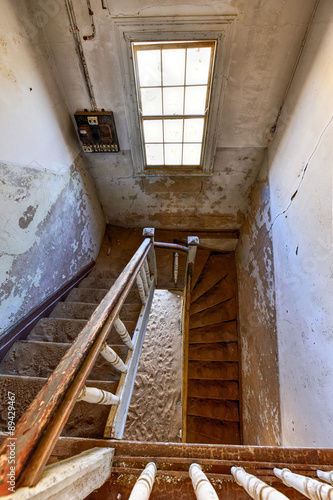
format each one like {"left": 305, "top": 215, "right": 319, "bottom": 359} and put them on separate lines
{"left": 163, "top": 87, "right": 184, "bottom": 115}
{"left": 184, "top": 118, "right": 204, "bottom": 142}
{"left": 186, "top": 47, "right": 212, "bottom": 85}
{"left": 137, "top": 49, "right": 161, "bottom": 87}
{"left": 165, "top": 144, "right": 182, "bottom": 165}
{"left": 162, "top": 49, "right": 185, "bottom": 86}
{"left": 143, "top": 120, "right": 163, "bottom": 143}
{"left": 185, "top": 86, "right": 207, "bottom": 115}
{"left": 146, "top": 144, "right": 164, "bottom": 165}
{"left": 164, "top": 119, "right": 183, "bottom": 142}
{"left": 141, "top": 88, "right": 162, "bottom": 116}
{"left": 183, "top": 143, "right": 202, "bottom": 165}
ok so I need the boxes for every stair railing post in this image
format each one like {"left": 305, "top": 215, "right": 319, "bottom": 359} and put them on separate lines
{"left": 128, "top": 462, "right": 157, "bottom": 500}
{"left": 274, "top": 467, "right": 333, "bottom": 500}
{"left": 182, "top": 236, "right": 199, "bottom": 443}
{"left": 189, "top": 463, "right": 219, "bottom": 500}
{"left": 143, "top": 228, "right": 157, "bottom": 285}
{"left": 232, "top": 467, "right": 289, "bottom": 500}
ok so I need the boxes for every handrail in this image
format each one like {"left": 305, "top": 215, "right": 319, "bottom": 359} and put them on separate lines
{"left": 154, "top": 241, "right": 189, "bottom": 254}
{"left": 0, "top": 238, "right": 152, "bottom": 493}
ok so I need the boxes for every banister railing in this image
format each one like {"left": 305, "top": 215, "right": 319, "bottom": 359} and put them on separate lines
{"left": 0, "top": 228, "right": 198, "bottom": 495}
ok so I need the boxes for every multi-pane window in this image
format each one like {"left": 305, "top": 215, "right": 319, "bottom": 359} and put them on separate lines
{"left": 132, "top": 41, "right": 216, "bottom": 169}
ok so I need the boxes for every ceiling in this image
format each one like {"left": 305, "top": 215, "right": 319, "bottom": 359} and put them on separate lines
{"left": 37, "top": 0, "right": 316, "bottom": 230}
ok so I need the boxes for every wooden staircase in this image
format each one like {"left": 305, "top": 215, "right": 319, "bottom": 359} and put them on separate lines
{"left": 0, "top": 233, "right": 143, "bottom": 439}
{"left": 186, "top": 248, "right": 241, "bottom": 444}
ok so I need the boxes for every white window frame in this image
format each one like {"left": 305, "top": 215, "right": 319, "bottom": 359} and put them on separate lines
{"left": 113, "top": 16, "right": 236, "bottom": 176}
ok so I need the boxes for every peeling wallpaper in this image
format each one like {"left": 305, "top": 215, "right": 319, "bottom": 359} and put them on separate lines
{"left": 236, "top": 156, "right": 281, "bottom": 446}
{"left": 0, "top": 154, "right": 105, "bottom": 333}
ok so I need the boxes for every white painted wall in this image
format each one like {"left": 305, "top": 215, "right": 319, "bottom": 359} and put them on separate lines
{"left": 268, "top": 0, "right": 333, "bottom": 446}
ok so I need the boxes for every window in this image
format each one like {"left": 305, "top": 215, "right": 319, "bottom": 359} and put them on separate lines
{"left": 132, "top": 41, "right": 216, "bottom": 170}
{"left": 113, "top": 15, "right": 236, "bottom": 175}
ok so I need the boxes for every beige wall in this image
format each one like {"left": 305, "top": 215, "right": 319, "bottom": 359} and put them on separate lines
{"left": 267, "top": 0, "right": 333, "bottom": 446}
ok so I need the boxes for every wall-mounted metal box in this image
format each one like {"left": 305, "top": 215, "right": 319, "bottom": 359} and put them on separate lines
{"left": 74, "top": 111, "right": 120, "bottom": 153}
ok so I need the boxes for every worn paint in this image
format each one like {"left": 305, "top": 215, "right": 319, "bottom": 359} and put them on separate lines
{"left": 236, "top": 156, "right": 281, "bottom": 446}
{"left": 0, "top": 155, "right": 105, "bottom": 333}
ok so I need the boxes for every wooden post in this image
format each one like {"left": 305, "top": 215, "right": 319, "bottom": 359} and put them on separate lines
{"left": 173, "top": 252, "right": 179, "bottom": 285}
{"left": 232, "top": 467, "right": 289, "bottom": 499}
{"left": 189, "top": 463, "right": 219, "bottom": 500}
{"left": 182, "top": 236, "right": 199, "bottom": 443}
{"left": 100, "top": 342, "right": 127, "bottom": 372}
{"left": 274, "top": 468, "right": 333, "bottom": 500}
{"left": 128, "top": 462, "right": 156, "bottom": 500}
{"left": 143, "top": 228, "right": 157, "bottom": 285}
{"left": 77, "top": 386, "right": 119, "bottom": 405}
{"left": 317, "top": 471, "right": 333, "bottom": 486}
{"left": 114, "top": 316, "right": 134, "bottom": 350}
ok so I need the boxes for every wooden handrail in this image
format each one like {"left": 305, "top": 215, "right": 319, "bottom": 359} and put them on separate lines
{"left": 0, "top": 238, "right": 152, "bottom": 493}
{"left": 154, "top": 241, "right": 189, "bottom": 254}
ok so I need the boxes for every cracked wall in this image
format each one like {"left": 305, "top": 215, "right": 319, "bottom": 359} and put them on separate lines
{"left": 268, "top": 0, "right": 333, "bottom": 446}
{"left": 0, "top": 155, "right": 105, "bottom": 333}
{"left": 236, "top": 155, "right": 281, "bottom": 445}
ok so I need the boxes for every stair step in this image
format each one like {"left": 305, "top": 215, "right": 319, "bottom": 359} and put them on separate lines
{"left": 66, "top": 288, "right": 108, "bottom": 304}
{"left": 49, "top": 302, "right": 141, "bottom": 321}
{"left": 189, "top": 321, "right": 238, "bottom": 343}
{"left": 78, "top": 277, "right": 116, "bottom": 289}
{"left": 28, "top": 318, "right": 137, "bottom": 344}
{"left": 190, "top": 273, "right": 237, "bottom": 315}
{"left": 189, "top": 342, "right": 238, "bottom": 362}
{"left": 191, "top": 248, "right": 211, "bottom": 289}
{"left": 0, "top": 375, "right": 117, "bottom": 438}
{"left": 188, "top": 361, "right": 238, "bottom": 380}
{"left": 187, "top": 415, "right": 240, "bottom": 444}
{"left": 187, "top": 398, "right": 239, "bottom": 421}
{"left": 0, "top": 341, "right": 127, "bottom": 381}
{"left": 188, "top": 379, "right": 239, "bottom": 400}
{"left": 191, "top": 253, "right": 234, "bottom": 303}
{"left": 190, "top": 297, "right": 237, "bottom": 329}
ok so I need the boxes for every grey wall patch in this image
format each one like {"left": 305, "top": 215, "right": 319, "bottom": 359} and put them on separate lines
{"left": 19, "top": 205, "right": 38, "bottom": 229}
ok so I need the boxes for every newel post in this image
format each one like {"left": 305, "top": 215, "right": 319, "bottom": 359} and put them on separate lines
{"left": 182, "top": 236, "right": 199, "bottom": 442}
{"left": 143, "top": 228, "right": 157, "bottom": 286}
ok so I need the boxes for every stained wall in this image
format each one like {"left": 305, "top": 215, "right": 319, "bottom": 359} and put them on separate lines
{"left": 267, "top": 0, "right": 333, "bottom": 446}
{"left": 0, "top": 0, "right": 105, "bottom": 333}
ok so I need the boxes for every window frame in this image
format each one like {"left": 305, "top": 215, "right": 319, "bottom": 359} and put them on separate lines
{"left": 113, "top": 16, "right": 236, "bottom": 175}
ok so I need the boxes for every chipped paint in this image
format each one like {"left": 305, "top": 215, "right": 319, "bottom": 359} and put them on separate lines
{"left": 0, "top": 154, "right": 105, "bottom": 333}
{"left": 236, "top": 155, "right": 281, "bottom": 446}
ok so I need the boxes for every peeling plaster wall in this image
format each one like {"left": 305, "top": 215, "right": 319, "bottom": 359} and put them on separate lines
{"left": 0, "top": 155, "right": 105, "bottom": 333}
{"left": 236, "top": 156, "right": 281, "bottom": 445}
{"left": 0, "top": 0, "right": 105, "bottom": 333}
{"left": 267, "top": 0, "right": 333, "bottom": 446}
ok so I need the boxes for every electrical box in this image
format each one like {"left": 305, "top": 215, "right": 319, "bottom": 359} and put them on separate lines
{"left": 74, "top": 111, "right": 120, "bottom": 153}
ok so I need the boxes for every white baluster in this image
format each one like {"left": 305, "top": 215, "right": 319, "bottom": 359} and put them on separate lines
{"left": 144, "top": 258, "right": 150, "bottom": 282}
{"left": 77, "top": 386, "right": 119, "bottom": 405}
{"left": 232, "top": 466, "right": 289, "bottom": 500}
{"left": 140, "top": 266, "right": 149, "bottom": 296}
{"left": 128, "top": 462, "right": 156, "bottom": 500}
{"left": 317, "top": 471, "right": 333, "bottom": 486}
{"left": 173, "top": 252, "right": 179, "bottom": 285}
{"left": 114, "top": 316, "right": 134, "bottom": 350}
{"left": 136, "top": 273, "right": 146, "bottom": 304}
{"left": 189, "top": 463, "right": 219, "bottom": 500}
{"left": 274, "top": 468, "right": 333, "bottom": 500}
{"left": 100, "top": 342, "right": 127, "bottom": 372}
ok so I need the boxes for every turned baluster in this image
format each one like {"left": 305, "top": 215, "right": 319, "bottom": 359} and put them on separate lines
{"left": 232, "top": 466, "right": 289, "bottom": 500}
{"left": 100, "top": 341, "right": 127, "bottom": 372}
{"left": 317, "top": 471, "right": 333, "bottom": 486}
{"left": 189, "top": 463, "right": 219, "bottom": 500}
{"left": 128, "top": 462, "right": 156, "bottom": 500}
{"left": 77, "top": 386, "right": 119, "bottom": 405}
{"left": 140, "top": 266, "right": 149, "bottom": 296}
{"left": 173, "top": 252, "right": 179, "bottom": 285}
{"left": 114, "top": 316, "right": 134, "bottom": 350}
{"left": 274, "top": 468, "right": 333, "bottom": 500}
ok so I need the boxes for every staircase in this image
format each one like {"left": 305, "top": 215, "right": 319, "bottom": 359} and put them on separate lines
{"left": 186, "top": 248, "right": 241, "bottom": 444}
{"left": 0, "top": 233, "right": 143, "bottom": 439}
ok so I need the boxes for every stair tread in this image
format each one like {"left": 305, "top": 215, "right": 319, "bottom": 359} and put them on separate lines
{"left": 188, "top": 361, "right": 238, "bottom": 380}
{"left": 191, "top": 248, "right": 211, "bottom": 289}
{"left": 187, "top": 415, "right": 240, "bottom": 444}
{"left": 189, "top": 342, "right": 238, "bottom": 361}
{"left": 191, "top": 253, "right": 235, "bottom": 303}
{"left": 187, "top": 397, "right": 239, "bottom": 421}
{"left": 49, "top": 302, "right": 141, "bottom": 321}
{"left": 66, "top": 288, "right": 141, "bottom": 305}
{"left": 78, "top": 277, "right": 116, "bottom": 289}
{"left": 189, "top": 321, "right": 238, "bottom": 343}
{"left": 190, "top": 273, "right": 237, "bottom": 315}
{"left": 189, "top": 297, "right": 237, "bottom": 329}
{"left": 188, "top": 379, "right": 239, "bottom": 400}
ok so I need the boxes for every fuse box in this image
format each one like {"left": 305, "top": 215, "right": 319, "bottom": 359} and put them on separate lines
{"left": 74, "top": 111, "right": 120, "bottom": 153}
